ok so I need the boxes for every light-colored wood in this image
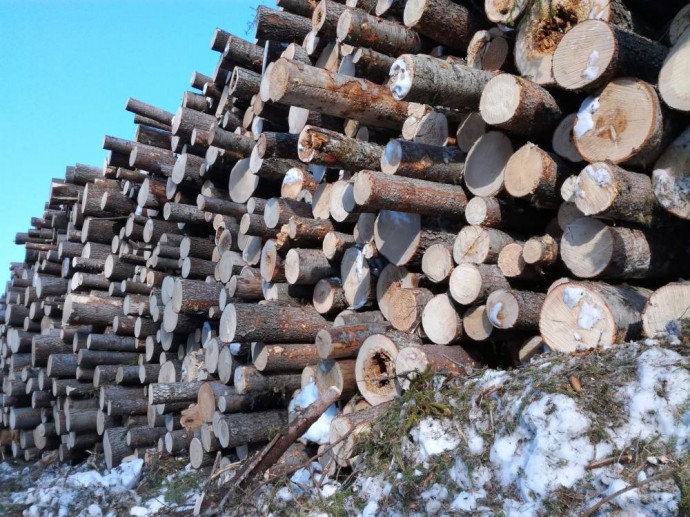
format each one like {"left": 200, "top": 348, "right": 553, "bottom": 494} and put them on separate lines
{"left": 463, "top": 131, "right": 513, "bottom": 197}
{"left": 466, "top": 29, "right": 511, "bottom": 71}
{"left": 572, "top": 162, "right": 655, "bottom": 225}
{"left": 658, "top": 27, "right": 690, "bottom": 113}
{"left": 642, "top": 282, "right": 690, "bottom": 338}
{"left": 540, "top": 280, "right": 651, "bottom": 352}
{"left": 449, "top": 263, "right": 510, "bottom": 306}
{"left": 552, "top": 113, "right": 584, "bottom": 163}
{"left": 421, "top": 293, "right": 463, "bottom": 344}
{"left": 421, "top": 243, "right": 454, "bottom": 283}
{"left": 553, "top": 19, "right": 667, "bottom": 91}
{"left": 388, "top": 287, "right": 434, "bottom": 332}
{"left": 522, "top": 234, "right": 559, "bottom": 267}
{"left": 484, "top": 0, "right": 531, "bottom": 25}
{"left": 395, "top": 344, "right": 479, "bottom": 391}
{"left": 652, "top": 127, "right": 690, "bottom": 220}
{"left": 480, "top": 74, "right": 562, "bottom": 135}
{"left": 504, "top": 142, "right": 572, "bottom": 208}
{"left": 514, "top": 0, "right": 632, "bottom": 86}
{"left": 498, "top": 242, "right": 537, "bottom": 280}
{"left": 341, "top": 247, "right": 375, "bottom": 310}
{"left": 486, "top": 289, "right": 545, "bottom": 330}
{"left": 573, "top": 79, "right": 666, "bottom": 168}
{"left": 453, "top": 225, "right": 514, "bottom": 265}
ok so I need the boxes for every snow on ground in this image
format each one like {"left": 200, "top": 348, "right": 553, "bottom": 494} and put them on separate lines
{"left": 254, "top": 342, "right": 690, "bottom": 516}
{"left": 0, "top": 456, "right": 200, "bottom": 516}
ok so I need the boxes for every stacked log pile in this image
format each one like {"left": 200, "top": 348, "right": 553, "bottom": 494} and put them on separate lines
{"left": 1, "top": 0, "right": 689, "bottom": 483}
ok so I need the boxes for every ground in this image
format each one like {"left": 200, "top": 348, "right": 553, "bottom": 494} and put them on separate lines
{"left": 2, "top": 339, "right": 688, "bottom": 516}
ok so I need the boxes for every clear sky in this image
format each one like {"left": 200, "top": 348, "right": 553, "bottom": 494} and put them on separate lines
{"left": 0, "top": 0, "right": 272, "bottom": 288}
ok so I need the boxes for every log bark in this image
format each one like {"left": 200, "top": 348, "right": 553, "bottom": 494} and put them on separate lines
{"left": 352, "top": 47, "right": 395, "bottom": 84}
{"left": 464, "top": 196, "right": 548, "bottom": 234}
{"left": 234, "top": 366, "right": 302, "bottom": 395}
{"left": 381, "top": 139, "right": 464, "bottom": 184}
{"left": 252, "top": 343, "right": 322, "bottom": 373}
{"left": 171, "top": 279, "right": 223, "bottom": 314}
{"left": 265, "top": 58, "right": 409, "bottom": 130}
{"left": 220, "top": 303, "right": 327, "bottom": 343}
{"left": 540, "top": 280, "right": 651, "bottom": 352}
{"left": 572, "top": 162, "right": 656, "bottom": 224}
{"left": 298, "top": 125, "right": 383, "bottom": 170}
{"left": 560, "top": 217, "right": 680, "bottom": 280}
{"left": 353, "top": 170, "right": 467, "bottom": 218}
{"left": 395, "top": 344, "right": 479, "bottom": 390}
{"left": 403, "top": 0, "right": 485, "bottom": 51}
{"left": 285, "top": 248, "right": 337, "bottom": 285}
{"left": 336, "top": 9, "right": 425, "bottom": 56}
{"left": 256, "top": 6, "right": 313, "bottom": 43}
{"left": 522, "top": 234, "right": 559, "bottom": 267}
{"left": 149, "top": 381, "right": 204, "bottom": 405}
{"left": 215, "top": 409, "right": 288, "bottom": 448}
{"left": 389, "top": 54, "right": 495, "bottom": 108}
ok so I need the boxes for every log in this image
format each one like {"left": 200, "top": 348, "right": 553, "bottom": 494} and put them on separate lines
{"left": 353, "top": 170, "right": 467, "bottom": 218}
{"left": 126, "top": 98, "right": 173, "bottom": 127}
{"left": 281, "top": 167, "right": 318, "bottom": 200}
{"left": 421, "top": 293, "right": 464, "bottom": 344}
{"left": 315, "top": 322, "right": 392, "bottom": 360}
{"left": 504, "top": 142, "right": 572, "bottom": 208}
{"left": 252, "top": 343, "right": 322, "bottom": 373}
{"left": 341, "top": 247, "right": 375, "bottom": 309}
{"left": 573, "top": 79, "right": 667, "bottom": 168}
{"left": 486, "top": 289, "right": 545, "bottom": 330}
{"left": 215, "top": 409, "right": 288, "bottom": 448}
{"left": 265, "top": 58, "right": 409, "bottom": 129}
{"left": 498, "top": 242, "right": 537, "bottom": 280}
{"left": 234, "top": 366, "right": 302, "bottom": 395}
{"left": 514, "top": 0, "right": 633, "bottom": 86}
{"left": 560, "top": 217, "right": 678, "bottom": 279}
{"left": 149, "top": 381, "right": 204, "bottom": 405}
{"left": 171, "top": 279, "right": 223, "bottom": 314}
{"left": 256, "top": 6, "right": 312, "bottom": 43}
{"left": 651, "top": 127, "right": 690, "bottom": 220}
{"left": 395, "top": 344, "right": 479, "bottom": 390}
{"left": 329, "top": 401, "right": 392, "bottom": 467}
{"left": 336, "top": 9, "right": 424, "bottom": 56}
{"left": 522, "top": 234, "right": 559, "bottom": 267}
{"left": 449, "top": 263, "right": 510, "bottom": 306}
{"left": 389, "top": 54, "right": 495, "bottom": 108}
{"left": 284, "top": 248, "right": 337, "bottom": 285}
{"left": 572, "top": 162, "right": 655, "bottom": 224}
{"left": 659, "top": 27, "right": 690, "bottom": 113}
{"left": 264, "top": 198, "right": 312, "bottom": 229}
{"left": 219, "top": 303, "right": 327, "bottom": 343}
{"left": 464, "top": 197, "right": 547, "bottom": 234}
{"left": 642, "top": 282, "right": 690, "bottom": 338}
{"left": 421, "top": 243, "right": 454, "bottom": 283}
{"left": 352, "top": 47, "right": 395, "bottom": 84}
{"left": 466, "top": 29, "right": 511, "bottom": 71}
{"left": 312, "top": 0, "right": 347, "bottom": 39}
{"left": 463, "top": 131, "right": 513, "bottom": 197}
{"left": 380, "top": 140, "right": 464, "bottom": 184}
{"left": 297, "top": 125, "right": 383, "bottom": 170}
{"left": 403, "top": 0, "right": 485, "bottom": 51}
{"left": 479, "top": 74, "right": 562, "bottom": 136}
{"left": 540, "top": 280, "right": 651, "bottom": 352}
{"left": 313, "top": 277, "right": 348, "bottom": 315}
{"left": 235, "top": 386, "right": 340, "bottom": 486}
{"left": 388, "top": 287, "right": 434, "bottom": 332}
{"left": 322, "top": 231, "right": 355, "bottom": 261}
{"left": 553, "top": 19, "right": 668, "bottom": 91}
{"left": 453, "top": 225, "right": 514, "bottom": 264}
{"left": 355, "top": 333, "right": 415, "bottom": 405}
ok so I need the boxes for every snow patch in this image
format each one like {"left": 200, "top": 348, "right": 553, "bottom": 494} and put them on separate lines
{"left": 652, "top": 168, "right": 690, "bottom": 211}
{"left": 389, "top": 59, "right": 411, "bottom": 100}
{"left": 577, "top": 302, "right": 602, "bottom": 330}
{"left": 488, "top": 302, "right": 503, "bottom": 327}
{"left": 288, "top": 381, "right": 337, "bottom": 445}
{"left": 584, "top": 164, "right": 611, "bottom": 187}
{"left": 563, "top": 287, "right": 585, "bottom": 309}
{"left": 581, "top": 50, "right": 600, "bottom": 81}
{"left": 410, "top": 418, "right": 460, "bottom": 461}
{"left": 574, "top": 95, "right": 600, "bottom": 138}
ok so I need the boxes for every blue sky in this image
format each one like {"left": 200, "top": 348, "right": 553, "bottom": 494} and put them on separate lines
{"left": 0, "top": 0, "right": 271, "bottom": 287}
